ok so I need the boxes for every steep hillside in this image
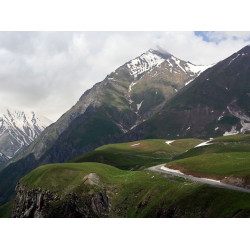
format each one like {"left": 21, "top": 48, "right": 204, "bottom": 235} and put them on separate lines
{"left": 129, "top": 45, "right": 250, "bottom": 140}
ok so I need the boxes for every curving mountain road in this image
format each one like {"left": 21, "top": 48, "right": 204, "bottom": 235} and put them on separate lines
{"left": 149, "top": 164, "right": 250, "bottom": 194}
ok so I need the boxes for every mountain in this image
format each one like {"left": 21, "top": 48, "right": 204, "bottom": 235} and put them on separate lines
{"left": 0, "top": 109, "right": 53, "bottom": 160}
{"left": 0, "top": 49, "right": 212, "bottom": 205}
{"left": 128, "top": 45, "right": 250, "bottom": 140}
{"left": 14, "top": 49, "right": 212, "bottom": 163}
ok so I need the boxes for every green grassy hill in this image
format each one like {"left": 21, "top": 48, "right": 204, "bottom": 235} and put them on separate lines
{"left": 4, "top": 134, "right": 250, "bottom": 218}
{"left": 173, "top": 135, "right": 250, "bottom": 161}
{"left": 10, "top": 162, "right": 250, "bottom": 218}
{"left": 69, "top": 138, "right": 203, "bottom": 170}
{"left": 164, "top": 134, "right": 250, "bottom": 188}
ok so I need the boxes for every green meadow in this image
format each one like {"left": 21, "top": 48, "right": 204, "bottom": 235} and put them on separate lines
{"left": 167, "top": 152, "right": 250, "bottom": 179}
{"left": 167, "top": 134, "right": 250, "bottom": 183}
{"left": 69, "top": 138, "right": 203, "bottom": 170}
{"left": 2, "top": 134, "right": 250, "bottom": 218}
{"left": 11, "top": 162, "right": 250, "bottom": 218}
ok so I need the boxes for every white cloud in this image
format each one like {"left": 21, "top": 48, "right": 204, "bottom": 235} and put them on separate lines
{"left": 0, "top": 31, "right": 249, "bottom": 121}
{"left": 205, "top": 31, "right": 250, "bottom": 42}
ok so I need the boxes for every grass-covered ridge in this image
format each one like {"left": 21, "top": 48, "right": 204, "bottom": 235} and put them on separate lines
{"left": 68, "top": 138, "right": 204, "bottom": 170}
{"left": 20, "top": 162, "right": 130, "bottom": 193}
{"left": 211, "top": 134, "right": 250, "bottom": 142}
{"left": 18, "top": 162, "right": 250, "bottom": 218}
{"left": 173, "top": 141, "right": 250, "bottom": 160}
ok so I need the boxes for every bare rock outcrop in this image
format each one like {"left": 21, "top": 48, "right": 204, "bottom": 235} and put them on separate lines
{"left": 12, "top": 180, "right": 109, "bottom": 218}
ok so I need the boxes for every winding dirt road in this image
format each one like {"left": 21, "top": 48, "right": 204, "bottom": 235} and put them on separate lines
{"left": 149, "top": 164, "right": 250, "bottom": 194}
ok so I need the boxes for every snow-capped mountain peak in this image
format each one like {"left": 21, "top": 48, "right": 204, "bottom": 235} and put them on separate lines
{"left": 0, "top": 109, "right": 53, "bottom": 158}
{"left": 127, "top": 49, "right": 166, "bottom": 78}
{"left": 126, "top": 49, "right": 214, "bottom": 83}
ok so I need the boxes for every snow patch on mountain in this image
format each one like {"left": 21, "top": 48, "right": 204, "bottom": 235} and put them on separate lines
{"left": 227, "top": 100, "right": 250, "bottom": 133}
{"left": 184, "top": 78, "right": 195, "bottom": 86}
{"left": 223, "top": 126, "right": 239, "bottom": 136}
{"left": 185, "top": 62, "right": 213, "bottom": 74}
{"left": 0, "top": 150, "right": 9, "bottom": 163}
{"left": 167, "top": 59, "right": 173, "bottom": 68}
{"left": 171, "top": 57, "right": 186, "bottom": 72}
{"left": 227, "top": 54, "right": 240, "bottom": 67}
{"left": 218, "top": 111, "right": 225, "bottom": 121}
{"left": 194, "top": 139, "right": 213, "bottom": 148}
{"left": 136, "top": 101, "right": 144, "bottom": 112}
{"left": 165, "top": 140, "right": 175, "bottom": 146}
{"left": 127, "top": 50, "right": 165, "bottom": 78}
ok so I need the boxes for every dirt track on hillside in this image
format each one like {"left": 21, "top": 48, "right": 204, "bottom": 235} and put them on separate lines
{"left": 149, "top": 164, "right": 250, "bottom": 194}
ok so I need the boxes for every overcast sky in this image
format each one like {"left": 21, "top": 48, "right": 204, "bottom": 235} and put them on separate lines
{"left": 0, "top": 31, "right": 250, "bottom": 121}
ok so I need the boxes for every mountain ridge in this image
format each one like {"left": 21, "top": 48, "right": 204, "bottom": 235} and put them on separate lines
{"left": 0, "top": 109, "right": 53, "bottom": 160}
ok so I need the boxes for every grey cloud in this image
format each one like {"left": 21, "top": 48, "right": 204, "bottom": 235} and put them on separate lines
{"left": 155, "top": 45, "right": 171, "bottom": 55}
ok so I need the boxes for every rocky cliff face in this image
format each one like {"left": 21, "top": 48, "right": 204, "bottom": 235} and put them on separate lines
{"left": 12, "top": 177, "right": 110, "bottom": 218}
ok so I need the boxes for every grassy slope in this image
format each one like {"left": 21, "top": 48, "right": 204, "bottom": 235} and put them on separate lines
{"left": 173, "top": 141, "right": 250, "bottom": 160}
{"left": 0, "top": 199, "right": 14, "bottom": 218}
{"left": 167, "top": 152, "right": 250, "bottom": 179}
{"left": 212, "top": 134, "right": 250, "bottom": 142}
{"left": 7, "top": 134, "right": 250, "bottom": 217}
{"left": 19, "top": 162, "right": 250, "bottom": 218}
{"left": 68, "top": 138, "right": 204, "bottom": 170}
{"left": 165, "top": 134, "right": 250, "bottom": 185}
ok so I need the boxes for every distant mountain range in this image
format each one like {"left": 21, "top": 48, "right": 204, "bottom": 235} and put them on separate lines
{"left": 0, "top": 109, "right": 53, "bottom": 160}
{"left": 1, "top": 45, "right": 250, "bottom": 206}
